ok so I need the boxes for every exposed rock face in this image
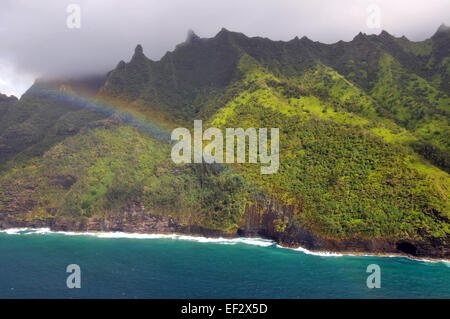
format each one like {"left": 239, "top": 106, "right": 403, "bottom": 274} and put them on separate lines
{"left": 237, "top": 201, "right": 449, "bottom": 259}
{"left": 1, "top": 27, "right": 449, "bottom": 261}
{"left": 1, "top": 201, "right": 448, "bottom": 259}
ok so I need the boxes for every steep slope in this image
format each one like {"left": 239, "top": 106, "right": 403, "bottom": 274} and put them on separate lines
{"left": 0, "top": 124, "right": 247, "bottom": 232}
{"left": 99, "top": 28, "right": 450, "bottom": 171}
{"left": 0, "top": 93, "right": 19, "bottom": 134}
{"left": 370, "top": 52, "right": 449, "bottom": 169}
{"left": 0, "top": 76, "right": 108, "bottom": 167}
{"left": 0, "top": 27, "right": 449, "bottom": 258}
{"left": 319, "top": 27, "right": 450, "bottom": 171}
{"left": 100, "top": 31, "right": 243, "bottom": 122}
{"left": 208, "top": 55, "right": 448, "bottom": 249}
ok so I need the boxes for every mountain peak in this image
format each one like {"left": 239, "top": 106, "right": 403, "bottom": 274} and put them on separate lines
{"left": 353, "top": 31, "right": 367, "bottom": 41}
{"left": 135, "top": 44, "right": 143, "bottom": 54}
{"left": 186, "top": 29, "right": 200, "bottom": 43}
{"left": 215, "top": 27, "right": 232, "bottom": 41}
{"left": 436, "top": 23, "right": 449, "bottom": 34}
{"left": 431, "top": 23, "right": 449, "bottom": 39}
{"left": 214, "top": 27, "right": 247, "bottom": 41}
{"left": 291, "top": 35, "right": 311, "bottom": 43}
{"left": 379, "top": 30, "right": 391, "bottom": 37}
{"left": 300, "top": 35, "right": 311, "bottom": 42}
{"left": 117, "top": 60, "right": 126, "bottom": 69}
{"left": 0, "top": 92, "right": 18, "bottom": 102}
{"left": 131, "top": 44, "right": 148, "bottom": 62}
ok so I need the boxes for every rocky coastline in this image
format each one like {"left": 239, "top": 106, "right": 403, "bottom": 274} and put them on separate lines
{"left": 1, "top": 202, "right": 448, "bottom": 261}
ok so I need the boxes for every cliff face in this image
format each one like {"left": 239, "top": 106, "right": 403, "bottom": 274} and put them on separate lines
{"left": 0, "top": 26, "right": 449, "bottom": 259}
{"left": 1, "top": 200, "right": 447, "bottom": 258}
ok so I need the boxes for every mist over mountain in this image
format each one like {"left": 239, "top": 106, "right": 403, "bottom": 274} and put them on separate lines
{"left": 0, "top": 24, "right": 449, "bottom": 258}
{"left": 1, "top": 0, "right": 449, "bottom": 98}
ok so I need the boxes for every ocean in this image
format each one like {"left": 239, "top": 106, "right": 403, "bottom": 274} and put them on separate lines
{"left": 0, "top": 228, "right": 449, "bottom": 298}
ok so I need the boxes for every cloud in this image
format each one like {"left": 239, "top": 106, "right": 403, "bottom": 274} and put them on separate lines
{"left": 0, "top": 59, "right": 34, "bottom": 97}
{"left": 0, "top": 0, "right": 449, "bottom": 96}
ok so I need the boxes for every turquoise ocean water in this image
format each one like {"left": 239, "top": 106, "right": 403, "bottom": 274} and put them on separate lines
{"left": 0, "top": 229, "right": 449, "bottom": 298}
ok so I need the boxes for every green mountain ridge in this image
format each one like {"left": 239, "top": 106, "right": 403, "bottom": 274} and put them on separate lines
{"left": 0, "top": 26, "right": 449, "bottom": 258}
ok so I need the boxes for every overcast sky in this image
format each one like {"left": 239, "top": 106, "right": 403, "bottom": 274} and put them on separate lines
{"left": 0, "top": 0, "right": 449, "bottom": 97}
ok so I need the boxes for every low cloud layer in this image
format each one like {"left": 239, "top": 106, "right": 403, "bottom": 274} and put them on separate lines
{"left": 0, "top": 0, "right": 449, "bottom": 97}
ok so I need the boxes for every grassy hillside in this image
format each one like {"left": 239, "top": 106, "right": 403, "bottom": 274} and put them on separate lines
{"left": 0, "top": 26, "right": 449, "bottom": 256}
{"left": 209, "top": 55, "right": 448, "bottom": 240}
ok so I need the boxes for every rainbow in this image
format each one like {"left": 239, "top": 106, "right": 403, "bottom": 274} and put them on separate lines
{"left": 27, "top": 81, "right": 171, "bottom": 142}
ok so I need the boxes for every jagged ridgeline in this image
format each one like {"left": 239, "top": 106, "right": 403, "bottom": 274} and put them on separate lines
{"left": 0, "top": 26, "right": 449, "bottom": 258}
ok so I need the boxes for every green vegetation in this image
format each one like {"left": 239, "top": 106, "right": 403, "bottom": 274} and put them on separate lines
{"left": 0, "top": 26, "right": 449, "bottom": 254}
{"left": 210, "top": 57, "right": 448, "bottom": 240}
{"left": 0, "top": 125, "right": 247, "bottom": 230}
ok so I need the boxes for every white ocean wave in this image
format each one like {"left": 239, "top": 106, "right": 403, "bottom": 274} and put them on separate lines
{"left": 0, "top": 228, "right": 275, "bottom": 247}
{"left": 276, "top": 244, "right": 343, "bottom": 257}
{"left": 1, "top": 228, "right": 30, "bottom": 235}
{"left": 1, "top": 227, "right": 449, "bottom": 263}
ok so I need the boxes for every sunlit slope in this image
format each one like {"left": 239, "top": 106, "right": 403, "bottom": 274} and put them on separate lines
{"left": 0, "top": 123, "right": 248, "bottom": 231}
{"left": 0, "top": 26, "right": 449, "bottom": 256}
{"left": 210, "top": 55, "right": 449, "bottom": 241}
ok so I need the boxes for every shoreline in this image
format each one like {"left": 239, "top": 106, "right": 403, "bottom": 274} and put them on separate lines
{"left": 2, "top": 227, "right": 449, "bottom": 264}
